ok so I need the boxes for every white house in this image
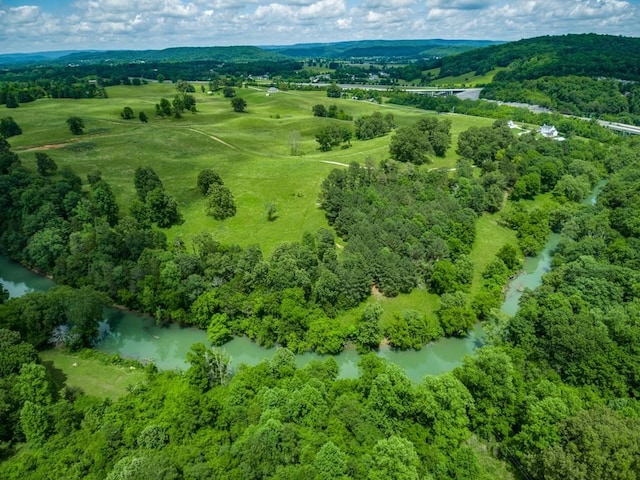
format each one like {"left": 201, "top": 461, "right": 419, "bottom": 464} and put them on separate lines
{"left": 538, "top": 124, "right": 558, "bottom": 137}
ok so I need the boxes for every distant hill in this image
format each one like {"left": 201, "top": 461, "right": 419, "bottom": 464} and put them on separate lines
{"left": 0, "top": 40, "right": 503, "bottom": 66}
{"left": 431, "top": 33, "right": 640, "bottom": 81}
{"left": 0, "top": 50, "right": 95, "bottom": 66}
{"left": 54, "top": 46, "right": 288, "bottom": 64}
{"left": 264, "top": 39, "right": 503, "bottom": 59}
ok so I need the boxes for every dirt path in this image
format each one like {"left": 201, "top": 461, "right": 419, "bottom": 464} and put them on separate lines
{"left": 19, "top": 142, "right": 73, "bottom": 152}
{"left": 320, "top": 160, "right": 350, "bottom": 167}
{"left": 186, "top": 128, "right": 238, "bottom": 150}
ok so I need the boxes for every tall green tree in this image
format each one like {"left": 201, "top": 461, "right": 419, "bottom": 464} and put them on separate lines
{"left": 231, "top": 97, "right": 247, "bottom": 112}
{"left": 207, "top": 184, "right": 236, "bottom": 220}
{"left": 66, "top": 116, "right": 85, "bottom": 135}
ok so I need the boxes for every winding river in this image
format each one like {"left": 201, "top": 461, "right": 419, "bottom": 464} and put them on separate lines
{"left": 1, "top": 182, "right": 605, "bottom": 382}
{"left": 0, "top": 240, "right": 545, "bottom": 382}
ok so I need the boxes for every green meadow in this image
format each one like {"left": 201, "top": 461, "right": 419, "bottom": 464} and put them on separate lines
{"left": 7, "top": 83, "right": 507, "bottom": 317}
{"left": 39, "top": 349, "right": 145, "bottom": 400}
{"left": 428, "top": 67, "right": 507, "bottom": 87}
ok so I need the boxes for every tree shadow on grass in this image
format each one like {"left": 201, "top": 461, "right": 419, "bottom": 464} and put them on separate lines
{"left": 40, "top": 359, "right": 68, "bottom": 392}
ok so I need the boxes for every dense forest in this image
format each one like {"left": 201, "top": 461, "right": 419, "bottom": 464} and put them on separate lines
{"left": 428, "top": 34, "right": 640, "bottom": 81}
{"left": 1, "top": 135, "right": 639, "bottom": 478}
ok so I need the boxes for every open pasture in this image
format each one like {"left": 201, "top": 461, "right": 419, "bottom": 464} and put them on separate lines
{"left": 8, "top": 83, "right": 495, "bottom": 256}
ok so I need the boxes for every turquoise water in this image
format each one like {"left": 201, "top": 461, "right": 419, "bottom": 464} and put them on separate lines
{"left": 1, "top": 256, "right": 480, "bottom": 381}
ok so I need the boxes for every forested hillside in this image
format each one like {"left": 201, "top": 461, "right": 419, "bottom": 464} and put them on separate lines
{"left": 430, "top": 34, "right": 640, "bottom": 81}
{"left": 266, "top": 39, "right": 502, "bottom": 60}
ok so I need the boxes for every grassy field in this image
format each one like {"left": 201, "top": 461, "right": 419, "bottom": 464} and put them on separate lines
{"left": 429, "top": 67, "right": 507, "bottom": 87}
{"left": 39, "top": 349, "right": 145, "bottom": 400}
{"left": 8, "top": 83, "right": 495, "bottom": 256}
{"left": 7, "top": 83, "right": 505, "bottom": 319}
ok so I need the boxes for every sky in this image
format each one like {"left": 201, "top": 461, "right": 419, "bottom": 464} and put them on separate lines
{"left": 0, "top": 0, "right": 638, "bottom": 54}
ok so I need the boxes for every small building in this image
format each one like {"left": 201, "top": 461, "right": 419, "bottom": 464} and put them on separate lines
{"left": 538, "top": 124, "right": 558, "bottom": 137}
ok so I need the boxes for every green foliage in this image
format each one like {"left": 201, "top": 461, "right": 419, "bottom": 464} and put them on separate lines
{"left": 354, "top": 303, "right": 383, "bottom": 353}
{"left": 326, "top": 83, "right": 342, "bottom": 98}
{"left": 186, "top": 343, "right": 232, "bottom": 391}
{"left": 384, "top": 309, "right": 442, "bottom": 350}
{"left": 315, "top": 123, "right": 352, "bottom": 151}
{"left": 206, "top": 183, "right": 237, "bottom": 220}
{"left": 91, "top": 180, "right": 120, "bottom": 226}
{"left": 455, "top": 347, "right": 522, "bottom": 439}
{"left": 0, "top": 329, "right": 37, "bottom": 377}
{"left": 368, "top": 435, "right": 420, "bottom": 480}
{"left": 207, "top": 313, "right": 232, "bottom": 345}
{"left": 35, "top": 152, "right": 57, "bottom": 176}
{"left": 314, "top": 441, "right": 348, "bottom": 480}
{"left": 389, "top": 126, "right": 433, "bottom": 164}
{"left": 66, "top": 116, "right": 85, "bottom": 135}
{"left": 436, "top": 292, "right": 476, "bottom": 336}
{"left": 0, "top": 116, "right": 22, "bottom": 137}
{"left": 231, "top": 96, "right": 247, "bottom": 112}
{"left": 146, "top": 187, "right": 182, "bottom": 228}
{"left": 20, "top": 400, "right": 51, "bottom": 444}
{"left": 121, "top": 106, "right": 134, "bottom": 119}
{"left": 197, "top": 168, "right": 224, "bottom": 195}
{"left": 354, "top": 112, "right": 394, "bottom": 140}
{"left": 134, "top": 166, "right": 164, "bottom": 201}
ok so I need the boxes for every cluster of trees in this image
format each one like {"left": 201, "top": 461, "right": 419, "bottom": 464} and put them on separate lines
{"left": 198, "top": 169, "right": 237, "bottom": 221}
{"left": 426, "top": 33, "right": 640, "bottom": 81}
{"left": 132, "top": 167, "right": 182, "bottom": 228}
{"left": 0, "top": 77, "right": 108, "bottom": 108}
{"left": 389, "top": 117, "right": 452, "bottom": 164}
{"left": 0, "top": 117, "right": 22, "bottom": 138}
{"left": 155, "top": 93, "right": 197, "bottom": 118}
{"left": 7, "top": 168, "right": 640, "bottom": 479}
{"left": 231, "top": 97, "right": 247, "bottom": 113}
{"left": 312, "top": 103, "right": 352, "bottom": 121}
{"left": 121, "top": 106, "right": 148, "bottom": 123}
{"left": 0, "top": 111, "right": 620, "bottom": 356}
{"left": 0, "top": 58, "right": 302, "bottom": 89}
{"left": 315, "top": 123, "right": 353, "bottom": 151}
{"left": 0, "top": 329, "right": 512, "bottom": 479}
{"left": 66, "top": 116, "right": 85, "bottom": 135}
{"left": 354, "top": 111, "right": 395, "bottom": 140}
{"left": 326, "top": 83, "right": 342, "bottom": 98}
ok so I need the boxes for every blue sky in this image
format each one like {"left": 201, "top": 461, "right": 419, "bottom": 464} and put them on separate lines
{"left": 1, "top": 0, "right": 638, "bottom": 53}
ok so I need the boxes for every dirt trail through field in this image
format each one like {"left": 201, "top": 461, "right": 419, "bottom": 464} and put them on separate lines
{"left": 19, "top": 142, "right": 72, "bottom": 152}
{"left": 320, "top": 160, "right": 349, "bottom": 167}
{"left": 186, "top": 128, "right": 237, "bottom": 150}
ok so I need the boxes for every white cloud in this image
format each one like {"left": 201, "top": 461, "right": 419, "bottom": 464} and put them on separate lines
{"left": 0, "top": 0, "right": 638, "bottom": 52}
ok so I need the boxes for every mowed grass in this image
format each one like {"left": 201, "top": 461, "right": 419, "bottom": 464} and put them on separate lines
{"left": 39, "top": 349, "right": 145, "bottom": 400}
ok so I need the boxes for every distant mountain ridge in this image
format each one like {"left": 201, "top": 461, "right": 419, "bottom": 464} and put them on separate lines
{"left": 0, "top": 50, "right": 97, "bottom": 65}
{"left": 0, "top": 39, "right": 503, "bottom": 66}
{"left": 263, "top": 39, "right": 504, "bottom": 59}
